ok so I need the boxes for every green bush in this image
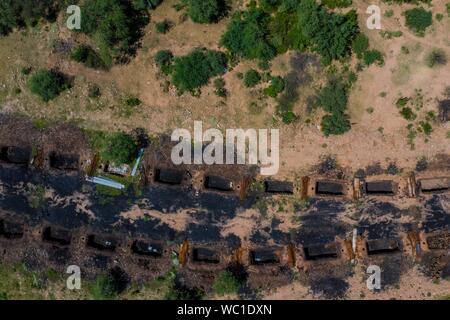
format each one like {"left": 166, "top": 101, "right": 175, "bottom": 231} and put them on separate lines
{"left": 243, "top": 69, "right": 261, "bottom": 87}
{"left": 321, "top": 112, "right": 351, "bottom": 136}
{"left": 154, "top": 50, "right": 174, "bottom": 75}
{"left": 220, "top": 8, "right": 276, "bottom": 61}
{"left": 318, "top": 79, "right": 348, "bottom": 114}
{"left": 187, "top": 0, "right": 226, "bottom": 24}
{"left": 404, "top": 7, "right": 432, "bottom": 35}
{"left": 89, "top": 131, "right": 138, "bottom": 165}
{"left": 425, "top": 49, "right": 447, "bottom": 68}
{"left": 352, "top": 33, "right": 369, "bottom": 58}
{"left": 363, "top": 49, "right": 384, "bottom": 66}
{"left": 71, "top": 45, "right": 106, "bottom": 70}
{"left": 155, "top": 20, "right": 172, "bottom": 34}
{"left": 89, "top": 275, "right": 118, "bottom": 300}
{"left": 212, "top": 271, "right": 240, "bottom": 296}
{"left": 264, "top": 76, "right": 285, "bottom": 97}
{"left": 27, "top": 70, "right": 69, "bottom": 102}
{"left": 132, "top": 0, "right": 163, "bottom": 10}
{"left": 318, "top": 78, "right": 351, "bottom": 135}
{"left": 0, "top": 0, "right": 63, "bottom": 36}
{"left": 400, "top": 107, "right": 417, "bottom": 121}
{"left": 298, "top": 0, "right": 358, "bottom": 64}
{"left": 322, "top": 0, "right": 352, "bottom": 9}
{"left": 81, "top": 0, "right": 149, "bottom": 65}
{"left": 447, "top": 3, "right": 450, "bottom": 17}
{"left": 171, "top": 49, "right": 227, "bottom": 94}
{"left": 213, "top": 78, "right": 227, "bottom": 97}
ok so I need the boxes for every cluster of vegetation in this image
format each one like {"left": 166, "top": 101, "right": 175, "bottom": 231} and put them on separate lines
{"left": 220, "top": 8, "right": 276, "bottom": 61}
{"left": 27, "top": 69, "right": 70, "bottom": 102}
{"left": 0, "top": 0, "right": 63, "bottom": 36}
{"left": 264, "top": 76, "right": 285, "bottom": 98}
{"left": 425, "top": 49, "right": 448, "bottom": 68}
{"left": 186, "top": 0, "right": 227, "bottom": 24}
{"left": 243, "top": 69, "right": 261, "bottom": 88}
{"left": 404, "top": 7, "right": 432, "bottom": 36}
{"left": 165, "top": 48, "right": 227, "bottom": 94}
{"left": 71, "top": 45, "right": 107, "bottom": 70}
{"left": 211, "top": 270, "right": 241, "bottom": 296}
{"left": 318, "top": 78, "right": 351, "bottom": 136}
{"left": 322, "top": 0, "right": 352, "bottom": 9}
{"left": 88, "top": 130, "right": 139, "bottom": 165}
{"left": 155, "top": 19, "right": 172, "bottom": 34}
{"left": 80, "top": 0, "right": 150, "bottom": 67}
{"left": 154, "top": 50, "right": 174, "bottom": 75}
{"left": 351, "top": 33, "right": 384, "bottom": 66}
{"left": 213, "top": 78, "right": 227, "bottom": 97}
{"left": 132, "top": 0, "right": 163, "bottom": 10}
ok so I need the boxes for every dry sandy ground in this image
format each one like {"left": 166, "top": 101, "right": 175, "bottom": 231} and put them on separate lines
{"left": 0, "top": 0, "right": 449, "bottom": 176}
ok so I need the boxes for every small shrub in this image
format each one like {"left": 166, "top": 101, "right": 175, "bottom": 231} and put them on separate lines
{"left": 404, "top": 8, "right": 432, "bottom": 36}
{"left": 264, "top": 76, "right": 285, "bottom": 97}
{"left": 322, "top": 0, "right": 352, "bottom": 9}
{"left": 154, "top": 50, "right": 174, "bottom": 75}
{"left": 385, "top": 10, "right": 394, "bottom": 18}
{"left": 213, "top": 78, "right": 227, "bottom": 97}
{"left": 27, "top": 70, "right": 69, "bottom": 102}
{"left": 419, "top": 121, "right": 432, "bottom": 136}
{"left": 71, "top": 45, "right": 106, "bottom": 69}
{"left": 400, "top": 107, "right": 417, "bottom": 121}
{"left": 415, "top": 157, "right": 428, "bottom": 171}
{"left": 321, "top": 112, "right": 351, "bottom": 136}
{"left": 352, "top": 33, "right": 369, "bottom": 58}
{"left": 171, "top": 49, "right": 227, "bottom": 94}
{"left": 386, "top": 163, "right": 399, "bottom": 175}
{"left": 363, "top": 50, "right": 384, "bottom": 66}
{"left": 435, "top": 13, "right": 444, "bottom": 22}
{"left": 89, "top": 131, "right": 139, "bottom": 165}
{"left": 88, "top": 85, "right": 101, "bottom": 98}
{"left": 126, "top": 97, "right": 141, "bottom": 107}
{"left": 425, "top": 49, "right": 447, "bottom": 68}
{"left": 187, "top": 0, "right": 227, "bottom": 24}
{"left": 155, "top": 20, "right": 172, "bottom": 34}
{"left": 243, "top": 69, "right": 261, "bottom": 88}
{"left": 212, "top": 271, "right": 240, "bottom": 296}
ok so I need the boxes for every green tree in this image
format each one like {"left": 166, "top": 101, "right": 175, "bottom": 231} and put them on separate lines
{"left": 363, "top": 49, "right": 384, "bottom": 66}
{"left": 81, "top": 0, "right": 149, "bottom": 66}
{"left": 154, "top": 50, "right": 174, "bottom": 75}
{"left": 220, "top": 8, "right": 276, "bottom": 61}
{"left": 352, "top": 33, "right": 369, "bottom": 58}
{"left": 171, "top": 49, "right": 227, "bottom": 94}
{"left": 71, "top": 45, "right": 107, "bottom": 70}
{"left": 27, "top": 70, "right": 69, "bottom": 102}
{"left": 297, "top": 0, "right": 358, "bottom": 64}
{"left": 404, "top": 7, "right": 432, "bottom": 36}
{"left": 321, "top": 113, "right": 351, "bottom": 136}
{"left": 264, "top": 76, "right": 285, "bottom": 97}
{"left": 243, "top": 69, "right": 261, "bottom": 87}
{"left": 187, "top": 0, "right": 226, "bottom": 24}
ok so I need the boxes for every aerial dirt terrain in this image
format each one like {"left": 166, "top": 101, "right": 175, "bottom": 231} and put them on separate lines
{"left": 0, "top": 0, "right": 449, "bottom": 300}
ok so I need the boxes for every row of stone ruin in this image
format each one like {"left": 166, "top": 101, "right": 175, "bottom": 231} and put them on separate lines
{"left": 1, "top": 218, "right": 449, "bottom": 272}
{"left": 1, "top": 146, "right": 449, "bottom": 200}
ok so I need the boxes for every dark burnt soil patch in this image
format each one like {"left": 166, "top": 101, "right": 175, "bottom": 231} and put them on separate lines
{"left": 421, "top": 195, "right": 450, "bottom": 233}
{"left": 309, "top": 277, "right": 349, "bottom": 299}
{"left": 295, "top": 199, "right": 351, "bottom": 245}
{"left": 294, "top": 199, "right": 353, "bottom": 299}
{"left": 419, "top": 252, "right": 450, "bottom": 280}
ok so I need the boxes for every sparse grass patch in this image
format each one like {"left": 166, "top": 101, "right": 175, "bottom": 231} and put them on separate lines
{"left": 212, "top": 271, "right": 240, "bottom": 296}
